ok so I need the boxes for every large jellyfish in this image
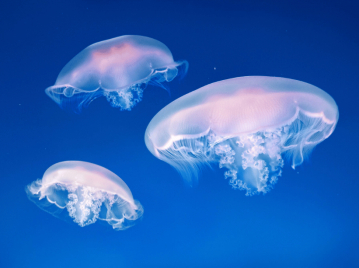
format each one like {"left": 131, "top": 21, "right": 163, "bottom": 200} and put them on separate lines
{"left": 26, "top": 161, "right": 143, "bottom": 230}
{"left": 145, "top": 76, "right": 339, "bottom": 195}
{"left": 45, "top": 35, "right": 188, "bottom": 112}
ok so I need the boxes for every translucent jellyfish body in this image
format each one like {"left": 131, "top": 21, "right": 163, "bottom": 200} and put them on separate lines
{"left": 145, "top": 76, "right": 339, "bottom": 195}
{"left": 26, "top": 161, "right": 143, "bottom": 230}
{"left": 45, "top": 35, "right": 188, "bottom": 112}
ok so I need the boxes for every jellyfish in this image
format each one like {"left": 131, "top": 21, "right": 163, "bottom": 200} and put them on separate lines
{"left": 26, "top": 161, "right": 143, "bottom": 230}
{"left": 45, "top": 35, "right": 188, "bottom": 112}
{"left": 145, "top": 76, "right": 339, "bottom": 196}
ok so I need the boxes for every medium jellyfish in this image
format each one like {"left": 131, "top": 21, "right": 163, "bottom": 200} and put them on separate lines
{"left": 45, "top": 35, "right": 188, "bottom": 112}
{"left": 26, "top": 161, "right": 143, "bottom": 230}
{"left": 145, "top": 76, "right": 339, "bottom": 195}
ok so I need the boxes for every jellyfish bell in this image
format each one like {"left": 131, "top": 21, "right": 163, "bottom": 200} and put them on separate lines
{"left": 145, "top": 76, "right": 339, "bottom": 195}
{"left": 26, "top": 161, "right": 143, "bottom": 230}
{"left": 45, "top": 35, "right": 188, "bottom": 112}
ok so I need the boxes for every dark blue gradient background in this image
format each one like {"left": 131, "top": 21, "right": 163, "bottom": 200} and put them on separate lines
{"left": 0, "top": 1, "right": 358, "bottom": 267}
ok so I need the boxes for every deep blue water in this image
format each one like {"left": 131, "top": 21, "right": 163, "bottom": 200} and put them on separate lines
{"left": 1, "top": 0, "right": 358, "bottom": 267}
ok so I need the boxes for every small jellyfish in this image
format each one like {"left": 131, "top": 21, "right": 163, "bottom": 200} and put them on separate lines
{"left": 26, "top": 161, "right": 143, "bottom": 230}
{"left": 145, "top": 76, "right": 339, "bottom": 195}
{"left": 45, "top": 35, "right": 188, "bottom": 112}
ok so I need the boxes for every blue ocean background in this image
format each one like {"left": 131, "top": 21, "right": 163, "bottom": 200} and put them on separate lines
{"left": 1, "top": 0, "right": 358, "bottom": 267}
